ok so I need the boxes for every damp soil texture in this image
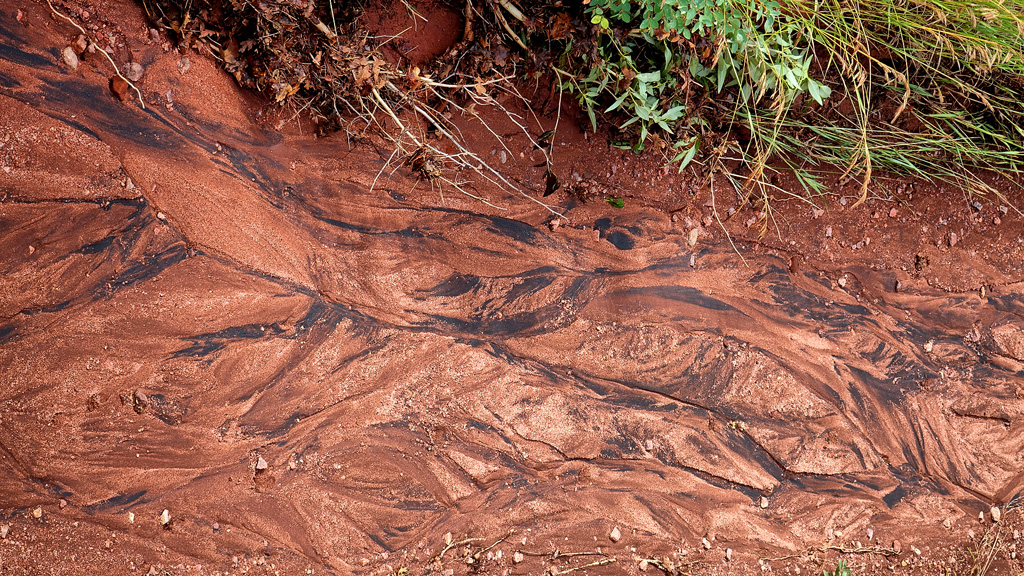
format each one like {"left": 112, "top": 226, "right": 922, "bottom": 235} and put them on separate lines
{"left": 3, "top": 2, "right": 1024, "bottom": 575}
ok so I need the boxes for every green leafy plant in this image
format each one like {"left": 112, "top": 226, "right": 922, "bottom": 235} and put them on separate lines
{"left": 560, "top": 0, "right": 1024, "bottom": 207}
{"left": 823, "top": 560, "right": 852, "bottom": 576}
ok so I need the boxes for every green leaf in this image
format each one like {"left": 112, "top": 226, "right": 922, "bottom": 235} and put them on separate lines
{"left": 606, "top": 197, "right": 625, "bottom": 208}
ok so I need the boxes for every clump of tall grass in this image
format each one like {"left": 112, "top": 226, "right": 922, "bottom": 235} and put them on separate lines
{"left": 748, "top": 0, "right": 1024, "bottom": 204}
{"left": 572, "top": 0, "right": 1024, "bottom": 207}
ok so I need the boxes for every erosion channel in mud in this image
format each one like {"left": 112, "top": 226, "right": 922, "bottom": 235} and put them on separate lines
{"left": 2, "top": 3, "right": 1024, "bottom": 575}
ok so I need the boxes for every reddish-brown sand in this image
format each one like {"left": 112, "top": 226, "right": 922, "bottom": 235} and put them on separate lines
{"left": 2, "top": 1, "right": 1024, "bottom": 575}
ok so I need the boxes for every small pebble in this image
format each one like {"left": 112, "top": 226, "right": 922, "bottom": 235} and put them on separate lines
{"left": 889, "top": 207, "right": 898, "bottom": 218}
{"left": 892, "top": 540, "right": 901, "bottom": 553}
{"left": 687, "top": 227, "right": 700, "bottom": 247}
{"left": 924, "top": 340, "right": 934, "bottom": 353}
{"left": 837, "top": 276, "right": 848, "bottom": 288}
{"left": 867, "top": 528, "right": 874, "bottom": 540}
{"left": 74, "top": 34, "right": 88, "bottom": 54}
{"left": 125, "top": 62, "right": 145, "bottom": 82}
{"left": 499, "top": 150, "right": 507, "bottom": 164}
{"left": 128, "top": 512, "right": 134, "bottom": 524}
{"left": 160, "top": 509, "right": 170, "bottom": 526}
{"left": 33, "top": 506, "right": 42, "bottom": 519}
{"left": 994, "top": 217, "right": 1001, "bottom": 225}
{"left": 59, "top": 499, "right": 67, "bottom": 509}
{"left": 157, "top": 212, "right": 166, "bottom": 220}
{"left": 609, "top": 526, "right": 621, "bottom": 542}
{"left": 943, "top": 519, "right": 951, "bottom": 529}
{"left": 991, "top": 506, "right": 1002, "bottom": 523}
{"left": 513, "top": 551, "right": 524, "bottom": 563}
{"left": 688, "top": 254, "right": 696, "bottom": 268}
{"left": 110, "top": 76, "right": 131, "bottom": 101}
{"left": 979, "top": 511, "right": 985, "bottom": 522}
{"left": 0, "top": 524, "right": 8, "bottom": 538}
{"left": 256, "top": 456, "right": 269, "bottom": 471}
{"left": 812, "top": 208, "right": 825, "bottom": 219}
{"left": 825, "top": 226, "right": 833, "bottom": 238}
{"left": 702, "top": 537, "right": 712, "bottom": 549}
{"left": 638, "top": 559, "right": 649, "bottom": 571}
{"left": 949, "top": 232, "right": 958, "bottom": 247}
{"left": 759, "top": 496, "right": 769, "bottom": 509}
{"left": 726, "top": 548, "right": 733, "bottom": 561}
{"left": 62, "top": 46, "right": 79, "bottom": 70}
{"left": 1013, "top": 529, "right": 1020, "bottom": 540}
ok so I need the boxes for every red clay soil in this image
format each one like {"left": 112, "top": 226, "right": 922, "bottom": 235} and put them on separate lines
{"left": 2, "top": 1, "right": 1024, "bottom": 575}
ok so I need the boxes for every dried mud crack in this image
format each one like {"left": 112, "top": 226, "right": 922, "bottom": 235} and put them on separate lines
{"left": 2, "top": 1, "right": 1024, "bottom": 576}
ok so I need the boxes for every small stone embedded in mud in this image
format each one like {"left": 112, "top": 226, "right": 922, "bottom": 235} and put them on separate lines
{"left": 759, "top": 496, "right": 769, "bottom": 509}
{"left": 128, "top": 512, "right": 134, "bottom": 524}
{"left": 991, "top": 506, "right": 1001, "bottom": 523}
{"left": 125, "top": 62, "right": 145, "bottom": 82}
{"left": 513, "top": 551, "right": 524, "bottom": 563}
{"left": 892, "top": 540, "right": 901, "bottom": 553}
{"left": 924, "top": 340, "right": 934, "bottom": 353}
{"left": 689, "top": 254, "right": 696, "bottom": 268}
{"left": 609, "top": 526, "right": 621, "bottom": 542}
{"left": 32, "top": 506, "right": 42, "bottom": 519}
{"left": 256, "top": 456, "right": 269, "bottom": 471}
{"left": 157, "top": 212, "right": 166, "bottom": 221}
{"left": 949, "top": 232, "right": 958, "bottom": 247}
{"left": 889, "top": 207, "right": 898, "bottom": 218}
{"left": 687, "top": 227, "right": 700, "bottom": 247}
{"left": 979, "top": 511, "right": 985, "bottom": 522}
{"left": 825, "top": 226, "right": 833, "bottom": 238}
{"left": 726, "top": 548, "right": 733, "bottom": 561}
{"left": 73, "top": 34, "right": 88, "bottom": 54}
{"left": 160, "top": 509, "right": 170, "bottom": 526}
{"left": 702, "top": 537, "right": 712, "bottom": 549}
{"left": 867, "top": 528, "right": 874, "bottom": 540}
{"left": 62, "top": 47, "right": 79, "bottom": 70}
{"left": 0, "top": 524, "right": 8, "bottom": 538}
{"left": 837, "top": 276, "right": 847, "bottom": 288}
{"left": 59, "top": 499, "right": 67, "bottom": 509}
{"left": 812, "top": 208, "right": 825, "bottom": 219}
{"left": 943, "top": 519, "right": 951, "bottom": 529}
{"left": 132, "top": 390, "right": 149, "bottom": 413}
{"left": 110, "top": 76, "right": 131, "bottom": 101}
{"left": 213, "top": 522, "right": 220, "bottom": 531}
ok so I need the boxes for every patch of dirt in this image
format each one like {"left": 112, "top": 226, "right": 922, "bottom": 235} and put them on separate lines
{"left": 1, "top": 1, "right": 1023, "bottom": 576}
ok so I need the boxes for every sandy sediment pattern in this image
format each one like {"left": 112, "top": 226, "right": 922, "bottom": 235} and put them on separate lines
{"left": 1, "top": 4, "right": 1023, "bottom": 574}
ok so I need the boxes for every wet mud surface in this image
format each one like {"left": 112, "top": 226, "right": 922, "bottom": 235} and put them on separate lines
{"left": 2, "top": 2, "right": 1024, "bottom": 575}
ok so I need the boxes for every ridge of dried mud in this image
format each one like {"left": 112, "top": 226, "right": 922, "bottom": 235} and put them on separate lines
{"left": 2, "top": 2, "right": 1024, "bottom": 575}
